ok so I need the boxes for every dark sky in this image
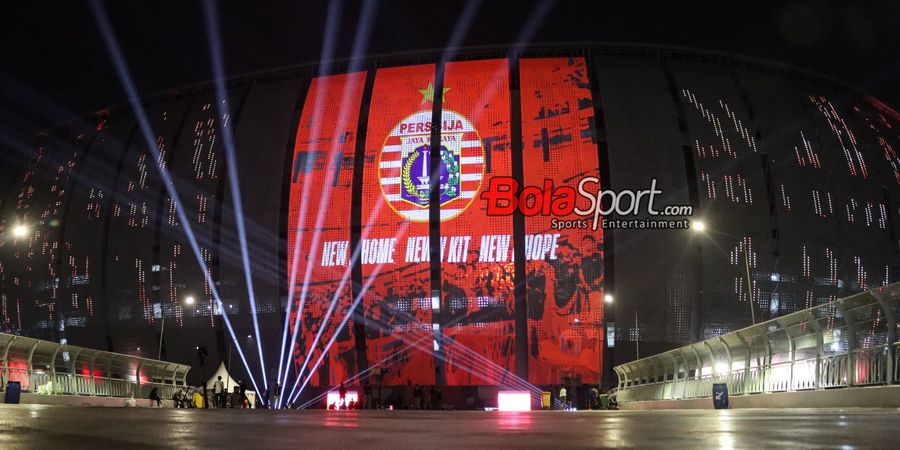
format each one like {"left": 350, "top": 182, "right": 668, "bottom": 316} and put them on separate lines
{"left": 2, "top": 0, "right": 899, "bottom": 145}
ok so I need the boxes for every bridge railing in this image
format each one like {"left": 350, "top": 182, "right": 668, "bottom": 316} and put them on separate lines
{"left": 1, "top": 332, "right": 190, "bottom": 400}
{"left": 614, "top": 283, "right": 900, "bottom": 402}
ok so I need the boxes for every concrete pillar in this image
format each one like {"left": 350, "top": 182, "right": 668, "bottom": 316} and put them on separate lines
{"left": 735, "top": 331, "right": 752, "bottom": 394}
{"left": 90, "top": 355, "right": 97, "bottom": 396}
{"left": 689, "top": 345, "right": 703, "bottom": 398}
{"left": 25, "top": 341, "right": 39, "bottom": 391}
{"left": 135, "top": 360, "right": 142, "bottom": 398}
{"left": 717, "top": 337, "right": 733, "bottom": 392}
{"left": 871, "top": 290, "right": 896, "bottom": 385}
{"left": 49, "top": 344, "right": 61, "bottom": 395}
{"left": 806, "top": 312, "right": 823, "bottom": 390}
{"left": 1, "top": 336, "right": 15, "bottom": 386}
{"left": 786, "top": 332, "right": 795, "bottom": 391}
{"left": 760, "top": 327, "right": 773, "bottom": 392}
{"left": 836, "top": 301, "right": 857, "bottom": 387}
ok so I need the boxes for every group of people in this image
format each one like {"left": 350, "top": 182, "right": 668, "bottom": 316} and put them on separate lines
{"left": 322, "top": 380, "right": 621, "bottom": 411}
{"left": 168, "top": 387, "right": 207, "bottom": 408}
{"left": 167, "top": 376, "right": 251, "bottom": 409}
{"left": 327, "top": 383, "right": 361, "bottom": 410}
{"left": 321, "top": 381, "right": 443, "bottom": 410}
{"left": 148, "top": 376, "right": 621, "bottom": 411}
{"left": 556, "top": 385, "right": 618, "bottom": 410}
{"left": 409, "top": 384, "right": 442, "bottom": 410}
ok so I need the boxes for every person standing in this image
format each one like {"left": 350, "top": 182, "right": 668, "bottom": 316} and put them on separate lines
{"left": 149, "top": 387, "right": 162, "bottom": 407}
{"left": 271, "top": 383, "right": 280, "bottom": 409}
{"left": 413, "top": 385, "right": 423, "bottom": 410}
{"left": 213, "top": 376, "right": 225, "bottom": 408}
{"left": 339, "top": 382, "right": 347, "bottom": 409}
{"left": 362, "top": 381, "right": 373, "bottom": 409}
{"left": 558, "top": 386, "right": 567, "bottom": 410}
{"left": 429, "top": 386, "right": 440, "bottom": 410}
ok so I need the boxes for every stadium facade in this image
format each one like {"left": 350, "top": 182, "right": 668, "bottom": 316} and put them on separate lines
{"left": 1, "top": 45, "right": 898, "bottom": 396}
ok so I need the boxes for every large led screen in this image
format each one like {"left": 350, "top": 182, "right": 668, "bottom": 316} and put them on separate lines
{"left": 287, "top": 58, "right": 605, "bottom": 387}
{"left": 439, "top": 59, "right": 516, "bottom": 385}
{"left": 361, "top": 64, "right": 437, "bottom": 385}
{"left": 520, "top": 57, "right": 604, "bottom": 385}
{"left": 287, "top": 72, "right": 365, "bottom": 386}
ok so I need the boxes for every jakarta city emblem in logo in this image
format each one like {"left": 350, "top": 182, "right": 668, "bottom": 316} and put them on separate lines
{"left": 378, "top": 105, "right": 484, "bottom": 222}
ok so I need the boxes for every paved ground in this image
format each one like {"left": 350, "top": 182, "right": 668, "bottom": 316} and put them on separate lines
{"left": 1, "top": 404, "right": 899, "bottom": 449}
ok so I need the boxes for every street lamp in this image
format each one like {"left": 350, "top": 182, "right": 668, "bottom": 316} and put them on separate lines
{"left": 12, "top": 224, "right": 28, "bottom": 238}
{"left": 691, "top": 221, "right": 756, "bottom": 325}
{"left": 690, "top": 220, "right": 705, "bottom": 232}
{"left": 158, "top": 295, "right": 196, "bottom": 360}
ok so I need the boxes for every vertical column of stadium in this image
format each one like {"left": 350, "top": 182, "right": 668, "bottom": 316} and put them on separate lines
{"left": 100, "top": 123, "right": 139, "bottom": 352}
{"left": 277, "top": 74, "right": 311, "bottom": 395}
{"left": 586, "top": 49, "right": 613, "bottom": 386}
{"left": 429, "top": 60, "right": 447, "bottom": 386}
{"left": 350, "top": 65, "right": 378, "bottom": 377}
{"left": 662, "top": 59, "right": 703, "bottom": 343}
{"left": 150, "top": 100, "right": 194, "bottom": 354}
{"left": 212, "top": 85, "right": 252, "bottom": 378}
{"left": 508, "top": 54, "right": 529, "bottom": 380}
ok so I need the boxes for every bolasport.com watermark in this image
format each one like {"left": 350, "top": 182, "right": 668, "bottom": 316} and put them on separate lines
{"left": 479, "top": 176, "right": 694, "bottom": 230}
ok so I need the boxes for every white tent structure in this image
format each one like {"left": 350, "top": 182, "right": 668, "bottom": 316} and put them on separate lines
{"left": 205, "top": 362, "right": 256, "bottom": 408}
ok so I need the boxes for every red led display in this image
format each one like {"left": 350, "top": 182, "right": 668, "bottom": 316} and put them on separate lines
{"left": 360, "top": 64, "right": 437, "bottom": 386}
{"left": 287, "top": 58, "right": 605, "bottom": 387}
{"left": 519, "top": 57, "right": 604, "bottom": 385}
{"left": 440, "top": 59, "right": 516, "bottom": 385}
{"left": 287, "top": 72, "right": 365, "bottom": 386}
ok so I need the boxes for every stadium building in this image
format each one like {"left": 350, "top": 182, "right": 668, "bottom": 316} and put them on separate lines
{"left": 1, "top": 44, "right": 898, "bottom": 403}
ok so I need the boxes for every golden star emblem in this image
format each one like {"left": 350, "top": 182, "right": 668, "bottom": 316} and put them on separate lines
{"left": 418, "top": 82, "right": 450, "bottom": 105}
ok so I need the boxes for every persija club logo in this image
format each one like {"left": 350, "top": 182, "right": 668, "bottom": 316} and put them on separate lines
{"left": 480, "top": 177, "right": 694, "bottom": 230}
{"left": 378, "top": 109, "right": 484, "bottom": 222}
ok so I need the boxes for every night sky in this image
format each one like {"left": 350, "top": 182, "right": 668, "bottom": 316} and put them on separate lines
{"left": 2, "top": 0, "right": 898, "bottom": 147}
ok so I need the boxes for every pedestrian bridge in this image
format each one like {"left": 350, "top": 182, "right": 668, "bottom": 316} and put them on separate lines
{"left": 1, "top": 333, "right": 189, "bottom": 401}
{"left": 614, "top": 283, "right": 900, "bottom": 405}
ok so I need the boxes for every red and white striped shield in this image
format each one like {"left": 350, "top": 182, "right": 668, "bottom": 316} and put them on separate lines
{"left": 378, "top": 110, "right": 484, "bottom": 222}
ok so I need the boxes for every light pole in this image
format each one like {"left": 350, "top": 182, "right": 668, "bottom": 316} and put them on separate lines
{"left": 159, "top": 295, "right": 195, "bottom": 360}
{"left": 602, "top": 293, "right": 614, "bottom": 385}
{"left": 691, "top": 220, "right": 756, "bottom": 325}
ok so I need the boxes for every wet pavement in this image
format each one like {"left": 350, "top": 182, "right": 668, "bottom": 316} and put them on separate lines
{"left": 1, "top": 404, "right": 899, "bottom": 449}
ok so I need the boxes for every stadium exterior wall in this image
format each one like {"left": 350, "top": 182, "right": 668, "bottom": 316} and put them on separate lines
{"left": 0, "top": 44, "right": 897, "bottom": 393}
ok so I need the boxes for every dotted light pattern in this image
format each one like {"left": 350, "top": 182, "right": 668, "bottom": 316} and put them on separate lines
{"left": 810, "top": 96, "right": 869, "bottom": 179}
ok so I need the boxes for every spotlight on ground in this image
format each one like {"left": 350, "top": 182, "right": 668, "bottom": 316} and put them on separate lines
{"left": 497, "top": 391, "right": 531, "bottom": 411}
{"left": 691, "top": 220, "right": 706, "bottom": 232}
{"left": 185, "top": 296, "right": 195, "bottom": 306}
{"left": 604, "top": 294, "right": 614, "bottom": 304}
{"left": 326, "top": 390, "right": 358, "bottom": 409}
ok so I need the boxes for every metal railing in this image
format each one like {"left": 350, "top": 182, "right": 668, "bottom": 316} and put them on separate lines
{"left": 614, "top": 283, "right": 900, "bottom": 402}
{"left": 1, "top": 333, "right": 190, "bottom": 400}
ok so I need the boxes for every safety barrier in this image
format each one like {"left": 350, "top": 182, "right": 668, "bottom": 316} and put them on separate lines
{"left": 614, "top": 283, "right": 900, "bottom": 402}
{"left": 1, "top": 333, "right": 189, "bottom": 400}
